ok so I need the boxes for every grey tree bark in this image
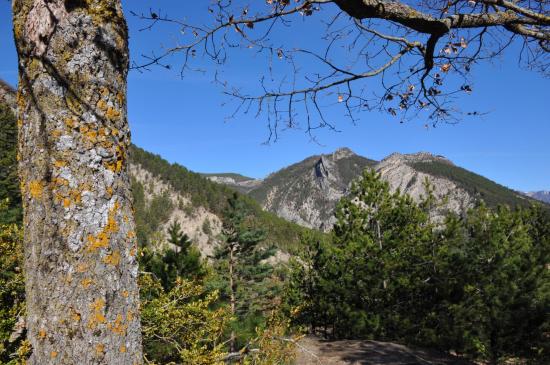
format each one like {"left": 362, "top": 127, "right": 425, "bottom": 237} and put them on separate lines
{"left": 12, "top": 0, "right": 142, "bottom": 363}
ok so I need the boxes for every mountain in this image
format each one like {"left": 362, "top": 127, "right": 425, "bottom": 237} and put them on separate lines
{"left": 201, "top": 173, "right": 262, "bottom": 194}
{"left": 525, "top": 191, "right": 550, "bottom": 204}
{"left": 128, "top": 146, "right": 309, "bottom": 255}
{"left": 209, "top": 150, "right": 543, "bottom": 231}
{"left": 208, "top": 148, "right": 376, "bottom": 230}
{"left": 250, "top": 148, "right": 376, "bottom": 230}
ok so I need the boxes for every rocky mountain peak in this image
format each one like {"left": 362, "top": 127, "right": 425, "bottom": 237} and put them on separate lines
{"left": 525, "top": 191, "right": 550, "bottom": 204}
{"left": 380, "top": 151, "right": 454, "bottom": 166}
{"left": 330, "top": 147, "right": 355, "bottom": 160}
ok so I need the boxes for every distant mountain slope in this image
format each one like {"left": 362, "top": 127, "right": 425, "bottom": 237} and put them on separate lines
{"left": 129, "top": 145, "right": 311, "bottom": 254}
{"left": 201, "top": 173, "right": 262, "bottom": 194}
{"left": 525, "top": 191, "right": 550, "bottom": 204}
{"left": 212, "top": 150, "right": 545, "bottom": 231}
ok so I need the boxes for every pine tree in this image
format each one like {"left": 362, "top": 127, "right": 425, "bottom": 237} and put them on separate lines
{"left": 140, "top": 220, "right": 205, "bottom": 290}
{"left": 213, "top": 193, "right": 276, "bottom": 352}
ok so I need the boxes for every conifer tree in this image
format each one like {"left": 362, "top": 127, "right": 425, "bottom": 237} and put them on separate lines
{"left": 140, "top": 220, "right": 205, "bottom": 290}
{"left": 213, "top": 193, "right": 276, "bottom": 352}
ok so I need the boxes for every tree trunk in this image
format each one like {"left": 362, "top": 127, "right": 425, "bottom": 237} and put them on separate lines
{"left": 12, "top": 0, "right": 142, "bottom": 363}
{"left": 229, "top": 242, "right": 236, "bottom": 353}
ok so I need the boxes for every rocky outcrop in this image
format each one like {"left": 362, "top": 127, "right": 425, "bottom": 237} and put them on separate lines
{"left": 375, "top": 153, "right": 475, "bottom": 220}
{"left": 247, "top": 148, "right": 376, "bottom": 231}
{"left": 129, "top": 163, "right": 223, "bottom": 258}
{"left": 205, "top": 175, "right": 262, "bottom": 193}
{"left": 525, "top": 191, "right": 550, "bottom": 204}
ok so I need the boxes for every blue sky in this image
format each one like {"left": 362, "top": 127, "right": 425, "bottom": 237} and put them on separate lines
{"left": 0, "top": 1, "right": 548, "bottom": 191}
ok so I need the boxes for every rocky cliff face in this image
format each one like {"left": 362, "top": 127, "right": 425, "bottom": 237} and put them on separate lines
{"left": 129, "top": 163, "right": 222, "bottom": 257}
{"left": 525, "top": 191, "right": 550, "bottom": 204}
{"left": 375, "top": 153, "right": 475, "bottom": 221}
{"left": 245, "top": 148, "right": 376, "bottom": 230}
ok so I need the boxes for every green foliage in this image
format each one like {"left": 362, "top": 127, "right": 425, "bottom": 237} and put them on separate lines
{"left": 131, "top": 178, "right": 174, "bottom": 248}
{"left": 434, "top": 205, "right": 550, "bottom": 363}
{"left": 286, "top": 170, "right": 550, "bottom": 364}
{"left": 212, "top": 193, "right": 278, "bottom": 349}
{"left": 0, "top": 201, "right": 26, "bottom": 364}
{"left": 202, "top": 218, "right": 212, "bottom": 235}
{"left": 140, "top": 274, "right": 229, "bottom": 365}
{"left": 140, "top": 221, "right": 206, "bottom": 291}
{"left": 0, "top": 104, "right": 22, "bottom": 224}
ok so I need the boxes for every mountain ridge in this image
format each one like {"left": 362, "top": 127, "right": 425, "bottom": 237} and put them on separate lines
{"left": 206, "top": 149, "right": 546, "bottom": 230}
{"left": 525, "top": 191, "right": 550, "bottom": 204}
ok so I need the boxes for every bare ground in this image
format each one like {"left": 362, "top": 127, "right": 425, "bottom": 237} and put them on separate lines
{"left": 295, "top": 336, "right": 473, "bottom": 365}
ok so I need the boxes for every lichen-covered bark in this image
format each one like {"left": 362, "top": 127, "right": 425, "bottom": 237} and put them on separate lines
{"left": 12, "top": 0, "right": 142, "bottom": 363}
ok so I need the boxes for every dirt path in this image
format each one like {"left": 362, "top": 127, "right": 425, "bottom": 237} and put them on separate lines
{"left": 295, "top": 336, "right": 473, "bottom": 365}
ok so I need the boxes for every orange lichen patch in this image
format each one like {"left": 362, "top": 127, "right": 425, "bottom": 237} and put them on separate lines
{"left": 51, "top": 129, "right": 63, "bottom": 139}
{"left": 79, "top": 124, "right": 90, "bottom": 134}
{"left": 105, "top": 145, "right": 126, "bottom": 173}
{"left": 111, "top": 127, "right": 120, "bottom": 137}
{"left": 50, "top": 351, "right": 58, "bottom": 359}
{"left": 129, "top": 246, "right": 137, "bottom": 257}
{"left": 108, "top": 314, "right": 127, "bottom": 336}
{"left": 87, "top": 201, "right": 120, "bottom": 252}
{"left": 106, "top": 187, "right": 113, "bottom": 196}
{"left": 87, "top": 232, "right": 109, "bottom": 251}
{"left": 106, "top": 106, "right": 120, "bottom": 121}
{"left": 17, "top": 118, "right": 23, "bottom": 128}
{"left": 29, "top": 180, "right": 44, "bottom": 199}
{"left": 72, "top": 190, "right": 82, "bottom": 205}
{"left": 127, "top": 230, "right": 135, "bottom": 239}
{"left": 103, "top": 250, "right": 121, "bottom": 266}
{"left": 71, "top": 311, "right": 81, "bottom": 322}
{"left": 95, "top": 343, "right": 105, "bottom": 356}
{"left": 119, "top": 345, "right": 127, "bottom": 353}
{"left": 64, "top": 117, "right": 76, "bottom": 129}
{"left": 122, "top": 290, "right": 129, "bottom": 298}
{"left": 53, "top": 177, "right": 69, "bottom": 186}
{"left": 63, "top": 198, "right": 71, "bottom": 208}
{"left": 76, "top": 263, "right": 88, "bottom": 273}
{"left": 127, "top": 310, "right": 134, "bottom": 322}
{"left": 38, "top": 329, "right": 47, "bottom": 339}
{"left": 16, "top": 91, "right": 26, "bottom": 110}
{"left": 101, "top": 87, "right": 110, "bottom": 97}
{"left": 85, "top": 130, "right": 98, "bottom": 143}
{"left": 54, "top": 160, "right": 68, "bottom": 168}
{"left": 97, "top": 99, "right": 108, "bottom": 111}
{"left": 88, "top": 298, "right": 107, "bottom": 329}
{"left": 116, "top": 92, "right": 124, "bottom": 105}
{"left": 81, "top": 278, "right": 94, "bottom": 288}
